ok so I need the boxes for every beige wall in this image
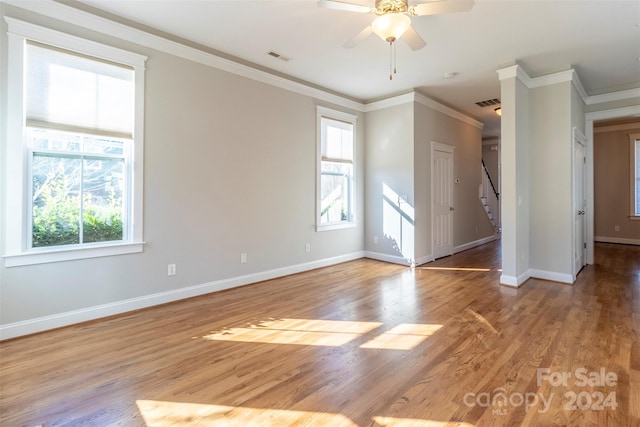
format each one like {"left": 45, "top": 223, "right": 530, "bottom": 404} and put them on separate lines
{"left": 364, "top": 98, "right": 492, "bottom": 265}
{"left": 364, "top": 103, "right": 415, "bottom": 262}
{"left": 413, "top": 101, "right": 493, "bottom": 261}
{"left": 594, "top": 123, "right": 640, "bottom": 243}
{"left": 0, "top": 5, "right": 365, "bottom": 332}
{"left": 529, "top": 82, "right": 574, "bottom": 277}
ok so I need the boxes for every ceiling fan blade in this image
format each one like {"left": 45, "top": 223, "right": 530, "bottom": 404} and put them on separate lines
{"left": 317, "top": 0, "right": 373, "bottom": 14}
{"left": 344, "top": 26, "right": 373, "bottom": 48}
{"left": 411, "top": 0, "right": 474, "bottom": 16}
{"left": 403, "top": 26, "right": 426, "bottom": 51}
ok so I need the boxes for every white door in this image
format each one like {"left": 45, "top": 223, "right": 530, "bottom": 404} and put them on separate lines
{"left": 574, "top": 131, "right": 586, "bottom": 276}
{"left": 432, "top": 142, "right": 454, "bottom": 259}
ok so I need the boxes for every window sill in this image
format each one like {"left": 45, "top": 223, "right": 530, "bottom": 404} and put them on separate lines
{"left": 316, "top": 222, "right": 357, "bottom": 232}
{"left": 3, "top": 241, "right": 145, "bottom": 267}
{"left": 630, "top": 216, "right": 640, "bottom": 221}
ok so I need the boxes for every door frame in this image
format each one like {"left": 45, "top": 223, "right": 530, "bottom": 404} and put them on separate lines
{"left": 573, "top": 127, "right": 587, "bottom": 280}
{"left": 431, "top": 141, "right": 455, "bottom": 259}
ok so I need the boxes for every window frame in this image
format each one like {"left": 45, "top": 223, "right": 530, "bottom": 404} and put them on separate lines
{"left": 316, "top": 106, "right": 357, "bottom": 231}
{"left": 3, "top": 18, "right": 147, "bottom": 267}
{"left": 630, "top": 133, "right": 640, "bottom": 220}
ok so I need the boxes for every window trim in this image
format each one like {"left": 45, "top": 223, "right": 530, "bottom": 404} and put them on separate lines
{"left": 630, "top": 133, "right": 640, "bottom": 221}
{"left": 316, "top": 106, "right": 357, "bottom": 232}
{"left": 3, "top": 18, "right": 147, "bottom": 267}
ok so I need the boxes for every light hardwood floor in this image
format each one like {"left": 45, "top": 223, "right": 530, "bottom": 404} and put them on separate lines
{"left": 1, "top": 241, "right": 639, "bottom": 426}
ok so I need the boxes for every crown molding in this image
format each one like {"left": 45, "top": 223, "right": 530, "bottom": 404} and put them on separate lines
{"left": 498, "top": 65, "right": 589, "bottom": 105}
{"left": 0, "top": 0, "right": 365, "bottom": 112}
{"left": 587, "top": 88, "right": 640, "bottom": 106}
{"left": 593, "top": 122, "right": 640, "bottom": 133}
{"left": 413, "top": 92, "right": 484, "bottom": 129}
{"left": 498, "top": 64, "right": 640, "bottom": 107}
{"left": 363, "top": 93, "right": 415, "bottom": 112}
{"left": 586, "top": 105, "right": 640, "bottom": 121}
{"left": 364, "top": 92, "right": 483, "bottom": 129}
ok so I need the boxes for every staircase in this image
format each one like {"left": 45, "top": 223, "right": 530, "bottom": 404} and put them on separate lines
{"left": 480, "top": 160, "right": 500, "bottom": 233}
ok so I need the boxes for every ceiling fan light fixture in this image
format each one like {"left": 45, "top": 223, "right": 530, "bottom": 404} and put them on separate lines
{"left": 371, "top": 13, "right": 411, "bottom": 42}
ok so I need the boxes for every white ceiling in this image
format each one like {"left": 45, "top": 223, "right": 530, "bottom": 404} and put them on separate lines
{"left": 75, "top": 0, "right": 640, "bottom": 138}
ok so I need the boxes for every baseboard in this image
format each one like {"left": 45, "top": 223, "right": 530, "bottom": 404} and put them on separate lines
{"left": 500, "top": 271, "right": 530, "bottom": 287}
{"left": 415, "top": 254, "right": 435, "bottom": 266}
{"left": 0, "top": 251, "right": 366, "bottom": 340}
{"left": 528, "top": 269, "right": 574, "bottom": 284}
{"left": 453, "top": 234, "right": 500, "bottom": 254}
{"left": 364, "top": 251, "right": 412, "bottom": 266}
{"left": 365, "top": 235, "right": 499, "bottom": 268}
{"left": 594, "top": 236, "right": 640, "bottom": 246}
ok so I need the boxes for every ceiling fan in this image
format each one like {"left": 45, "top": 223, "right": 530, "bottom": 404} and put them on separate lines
{"left": 318, "top": 0, "right": 474, "bottom": 50}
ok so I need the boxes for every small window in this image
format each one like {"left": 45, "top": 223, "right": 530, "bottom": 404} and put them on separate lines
{"left": 316, "top": 107, "right": 357, "bottom": 230}
{"left": 4, "top": 19, "right": 146, "bottom": 266}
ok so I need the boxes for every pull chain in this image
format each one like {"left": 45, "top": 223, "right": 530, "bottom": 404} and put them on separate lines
{"left": 389, "top": 41, "right": 393, "bottom": 80}
{"left": 389, "top": 41, "right": 398, "bottom": 80}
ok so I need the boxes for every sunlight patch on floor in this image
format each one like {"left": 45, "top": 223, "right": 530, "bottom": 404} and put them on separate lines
{"left": 373, "top": 416, "right": 476, "bottom": 427}
{"left": 136, "top": 400, "right": 475, "bottom": 427}
{"left": 203, "top": 318, "right": 382, "bottom": 347}
{"left": 136, "top": 400, "right": 357, "bottom": 426}
{"left": 360, "top": 323, "right": 443, "bottom": 350}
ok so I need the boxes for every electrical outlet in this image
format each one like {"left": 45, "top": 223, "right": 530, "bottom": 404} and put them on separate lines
{"left": 305, "top": 243, "right": 311, "bottom": 253}
{"left": 167, "top": 264, "right": 176, "bottom": 276}
{"left": 240, "top": 252, "right": 248, "bottom": 264}
{"left": 614, "top": 225, "right": 620, "bottom": 232}
{"left": 374, "top": 236, "right": 379, "bottom": 244}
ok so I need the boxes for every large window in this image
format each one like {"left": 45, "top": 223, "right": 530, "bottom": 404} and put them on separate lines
{"left": 317, "top": 107, "right": 357, "bottom": 230}
{"left": 632, "top": 133, "right": 640, "bottom": 217}
{"left": 4, "top": 19, "right": 146, "bottom": 266}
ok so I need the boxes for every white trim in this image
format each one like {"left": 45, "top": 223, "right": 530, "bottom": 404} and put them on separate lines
{"left": 497, "top": 65, "right": 589, "bottom": 104}
{"left": 2, "top": 17, "right": 146, "bottom": 265}
{"left": 316, "top": 106, "right": 357, "bottom": 230}
{"left": 586, "top": 105, "right": 640, "bottom": 121}
{"left": 500, "top": 271, "right": 530, "bottom": 287}
{"left": 414, "top": 254, "right": 435, "bottom": 266}
{"left": 1, "top": 0, "right": 364, "bottom": 112}
{"left": 0, "top": 250, "right": 366, "bottom": 340}
{"left": 529, "top": 269, "right": 574, "bottom": 284}
{"left": 4, "top": 242, "right": 145, "bottom": 267}
{"left": 364, "top": 250, "right": 413, "bottom": 266}
{"left": 594, "top": 236, "right": 640, "bottom": 246}
{"left": 363, "top": 92, "right": 483, "bottom": 129}
{"left": 588, "top": 88, "right": 640, "bottom": 106}
{"left": 414, "top": 92, "right": 484, "bottom": 129}
{"left": 453, "top": 234, "right": 500, "bottom": 254}
{"left": 5, "top": 17, "right": 147, "bottom": 67}
{"left": 316, "top": 222, "right": 357, "bottom": 232}
{"left": 630, "top": 133, "right": 640, "bottom": 217}
{"left": 316, "top": 106, "right": 358, "bottom": 123}
{"left": 431, "top": 141, "right": 455, "bottom": 260}
{"left": 367, "top": 235, "right": 499, "bottom": 267}
{"left": 364, "top": 92, "right": 414, "bottom": 112}
{"left": 572, "top": 126, "right": 587, "bottom": 278}
{"left": 594, "top": 122, "right": 640, "bottom": 133}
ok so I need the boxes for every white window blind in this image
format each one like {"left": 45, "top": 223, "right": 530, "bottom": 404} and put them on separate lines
{"left": 321, "top": 118, "right": 353, "bottom": 163}
{"left": 26, "top": 41, "right": 134, "bottom": 138}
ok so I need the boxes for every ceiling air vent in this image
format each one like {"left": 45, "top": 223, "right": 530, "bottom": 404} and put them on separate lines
{"left": 475, "top": 98, "right": 501, "bottom": 107}
{"left": 267, "top": 51, "right": 290, "bottom": 62}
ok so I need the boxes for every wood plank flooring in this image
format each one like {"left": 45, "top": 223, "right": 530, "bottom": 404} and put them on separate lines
{"left": 1, "top": 241, "right": 639, "bottom": 426}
